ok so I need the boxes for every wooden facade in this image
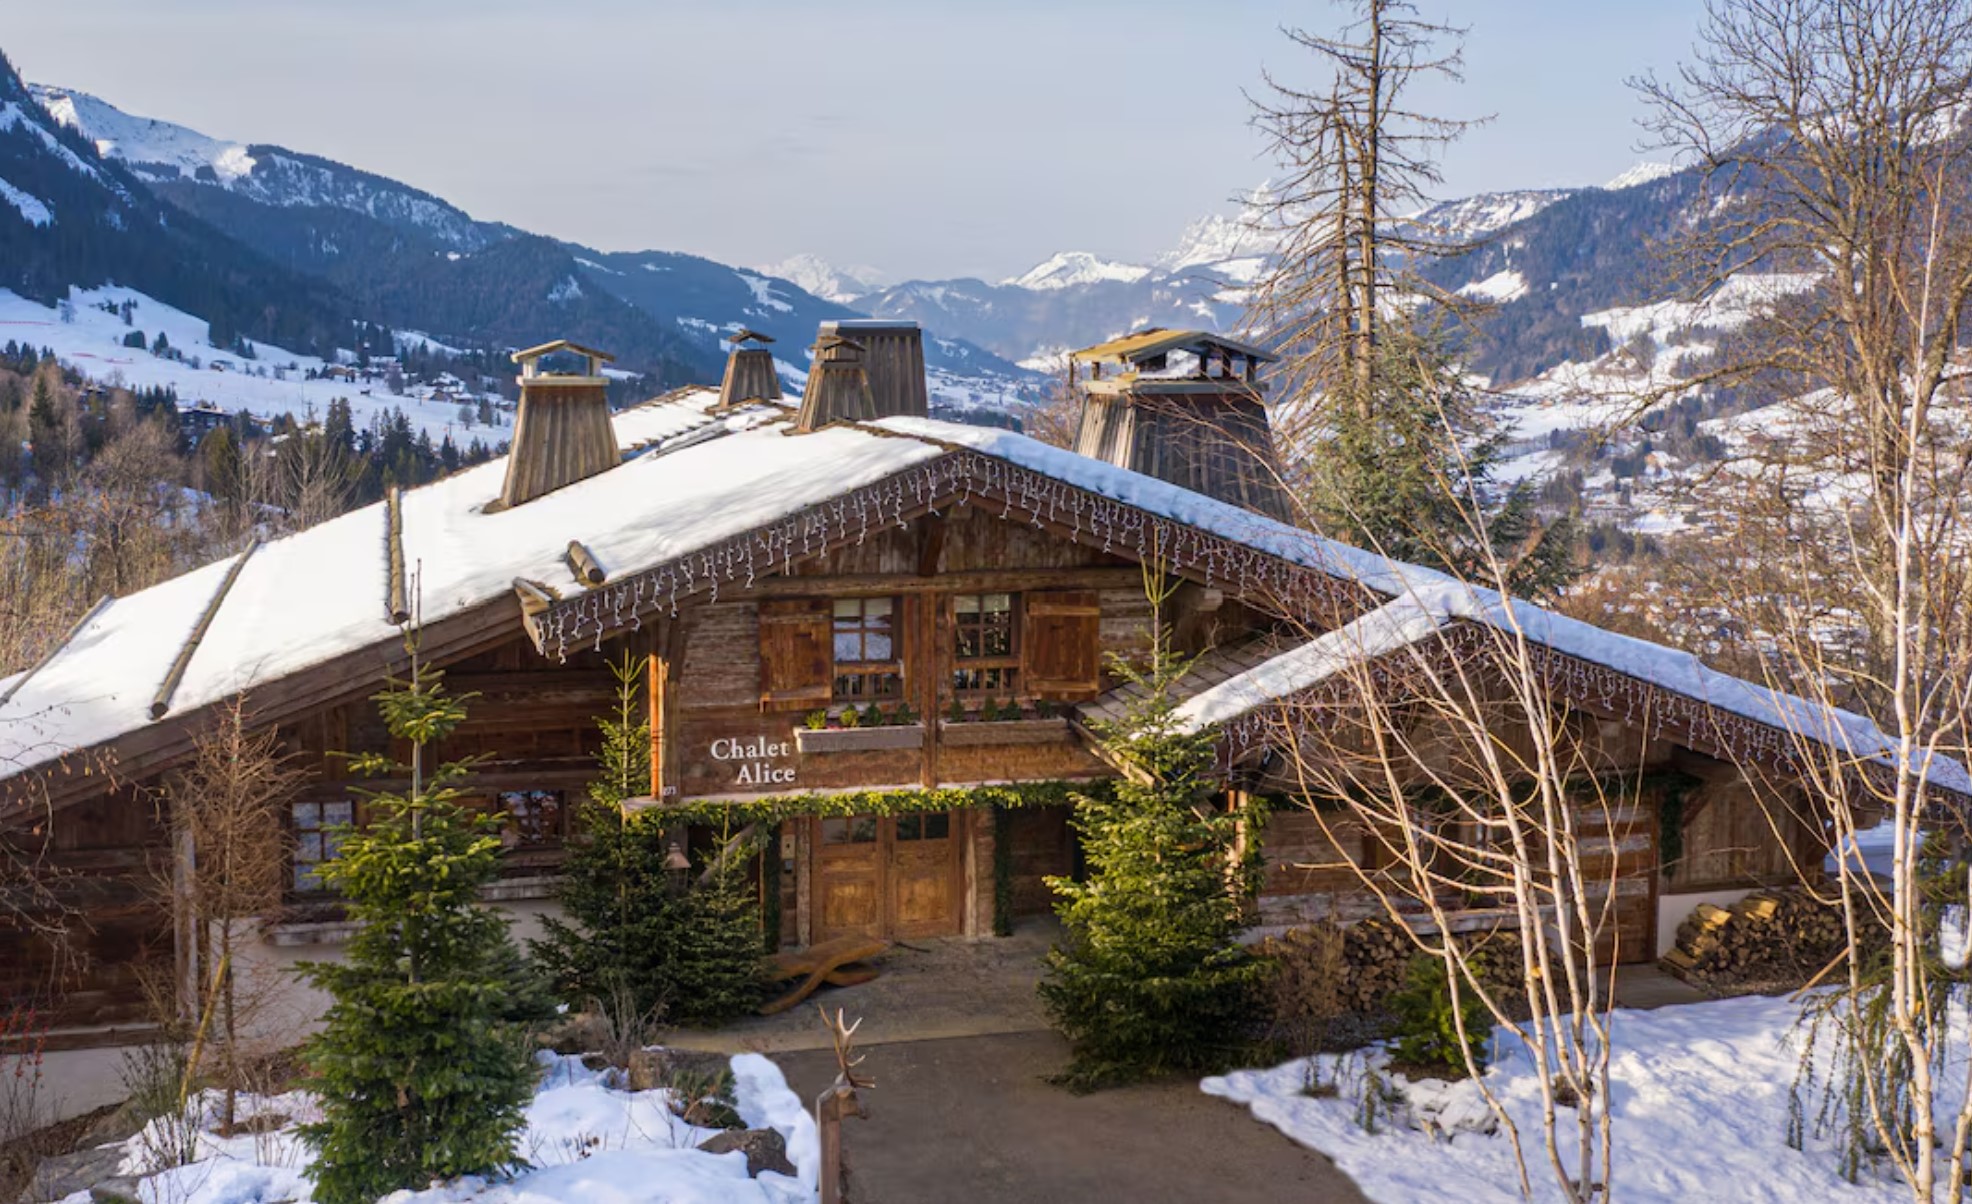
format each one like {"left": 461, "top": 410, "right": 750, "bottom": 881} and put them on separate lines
{"left": 0, "top": 361, "right": 1872, "bottom": 1045}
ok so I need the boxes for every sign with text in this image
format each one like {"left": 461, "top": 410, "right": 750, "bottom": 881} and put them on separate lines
{"left": 709, "top": 736, "right": 796, "bottom": 787}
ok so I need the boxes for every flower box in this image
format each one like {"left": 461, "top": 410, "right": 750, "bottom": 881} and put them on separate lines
{"left": 937, "top": 716, "right": 1073, "bottom": 747}
{"left": 794, "top": 723, "right": 926, "bottom": 754}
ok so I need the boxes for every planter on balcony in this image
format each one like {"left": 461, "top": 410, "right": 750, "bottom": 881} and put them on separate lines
{"left": 937, "top": 716, "right": 1072, "bottom": 747}
{"left": 794, "top": 723, "right": 926, "bottom": 754}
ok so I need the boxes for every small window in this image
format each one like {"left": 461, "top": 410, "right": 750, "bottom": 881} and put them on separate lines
{"left": 291, "top": 799, "right": 353, "bottom": 893}
{"left": 952, "top": 593, "right": 1020, "bottom": 695}
{"left": 499, "top": 789, "right": 567, "bottom": 849}
{"left": 832, "top": 597, "right": 902, "bottom": 701}
{"left": 821, "top": 815, "right": 879, "bottom": 844}
{"left": 895, "top": 812, "right": 951, "bottom": 841}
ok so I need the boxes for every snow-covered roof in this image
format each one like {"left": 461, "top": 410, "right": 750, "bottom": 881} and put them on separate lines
{"left": 3, "top": 387, "right": 1966, "bottom": 804}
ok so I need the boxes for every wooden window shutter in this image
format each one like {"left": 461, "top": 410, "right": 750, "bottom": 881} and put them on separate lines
{"left": 1021, "top": 590, "right": 1103, "bottom": 700}
{"left": 758, "top": 598, "right": 832, "bottom": 711}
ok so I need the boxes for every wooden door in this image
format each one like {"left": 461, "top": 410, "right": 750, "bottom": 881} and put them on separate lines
{"left": 1574, "top": 800, "right": 1658, "bottom": 964}
{"left": 811, "top": 811, "right": 962, "bottom": 941}
{"left": 888, "top": 811, "right": 960, "bottom": 938}
{"left": 815, "top": 815, "right": 882, "bottom": 939}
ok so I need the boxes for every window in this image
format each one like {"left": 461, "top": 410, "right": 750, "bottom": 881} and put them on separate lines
{"left": 832, "top": 597, "right": 902, "bottom": 701}
{"left": 894, "top": 812, "right": 951, "bottom": 841}
{"left": 952, "top": 592, "right": 1019, "bottom": 695}
{"left": 499, "top": 789, "right": 567, "bottom": 849}
{"left": 821, "top": 815, "right": 879, "bottom": 844}
{"left": 291, "top": 799, "right": 353, "bottom": 893}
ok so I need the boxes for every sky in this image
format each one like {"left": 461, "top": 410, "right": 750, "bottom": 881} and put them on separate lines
{"left": 8, "top": 0, "right": 1709, "bottom": 282}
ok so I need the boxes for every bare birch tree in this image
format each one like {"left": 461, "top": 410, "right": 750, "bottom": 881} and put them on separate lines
{"left": 1257, "top": 486, "right": 1627, "bottom": 1200}
{"left": 1637, "top": 0, "right": 1972, "bottom": 1196}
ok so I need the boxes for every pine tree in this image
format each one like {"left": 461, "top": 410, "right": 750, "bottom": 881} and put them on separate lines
{"left": 1038, "top": 641, "right": 1266, "bottom": 1091}
{"left": 533, "top": 655, "right": 676, "bottom": 1017}
{"left": 533, "top": 656, "right": 763, "bottom": 1025}
{"left": 298, "top": 641, "right": 535, "bottom": 1204}
{"left": 1310, "top": 325, "right": 1579, "bottom": 600}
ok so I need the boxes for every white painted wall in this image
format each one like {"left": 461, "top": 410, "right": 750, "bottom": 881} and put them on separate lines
{"left": 1655, "top": 887, "right": 1755, "bottom": 957}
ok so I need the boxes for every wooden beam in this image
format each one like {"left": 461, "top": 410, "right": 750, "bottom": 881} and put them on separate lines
{"left": 151, "top": 540, "right": 259, "bottom": 721}
{"left": 384, "top": 486, "right": 409, "bottom": 625}
{"left": 733, "top": 566, "right": 1144, "bottom": 599}
{"left": 565, "top": 539, "right": 607, "bottom": 586}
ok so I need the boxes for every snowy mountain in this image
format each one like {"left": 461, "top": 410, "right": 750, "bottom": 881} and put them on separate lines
{"left": 753, "top": 253, "right": 889, "bottom": 305}
{"left": 0, "top": 53, "right": 357, "bottom": 356}
{"left": 20, "top": 71, "right": 1040, "bottom": 416}
{"left": 1001, "top": 251, "right": 1153, "bottom": 291}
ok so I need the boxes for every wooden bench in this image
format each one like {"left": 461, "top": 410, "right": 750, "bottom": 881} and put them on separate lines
{"left": 759, "top": 936, "right": 890, "bottom": 1016}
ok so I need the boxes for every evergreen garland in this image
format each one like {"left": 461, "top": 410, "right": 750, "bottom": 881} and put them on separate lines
{"left": 298, "top": 646, "right": 536, "bottom": 1204}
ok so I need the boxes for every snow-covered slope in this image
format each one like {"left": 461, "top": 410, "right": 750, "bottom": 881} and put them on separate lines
{"left": 754, "top": 253, "right": 889, "bottom": 304}
{"left": 34, "top": 83, "right": 497, "bottom": 251}
{"left": 1002, "top": 251, "right": 1152, "bottom": 290}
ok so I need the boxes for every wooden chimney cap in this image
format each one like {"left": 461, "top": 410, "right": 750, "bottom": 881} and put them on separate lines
{"left": 729, "top": 327, "right": 776, "bottom": 345}
{"left": 512, "top": 339, "right": 616, "bottom": 365}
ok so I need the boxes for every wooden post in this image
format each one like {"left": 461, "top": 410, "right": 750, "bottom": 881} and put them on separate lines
{"left": 817, "top": 1084, "right": 859, "bottom": 1204}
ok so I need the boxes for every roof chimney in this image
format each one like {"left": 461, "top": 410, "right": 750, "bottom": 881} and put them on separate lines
{"left": 498, "top": 339, "right": 617, "bottom": 508}
{"left": 818, "top": 319, "right": 927, "bottom": 419}
{"left": 717, "top": 328, "right": 783, "bottom": 410}
{"left": 794, "top": 334, "right": 877, "bottom": 432}
{"left": 1070, "top": 330, "right": 1293, "bottom": 521}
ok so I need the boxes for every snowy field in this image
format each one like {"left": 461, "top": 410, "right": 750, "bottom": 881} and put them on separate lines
{"left": 0, "top": 285, "right": 509, "bottom": 444}
{"left": 1205, "top": 991, "right": 1950, "bottom": 1204}
{"left": 51, "top": 1052, "right": 816, "bottom": 1204}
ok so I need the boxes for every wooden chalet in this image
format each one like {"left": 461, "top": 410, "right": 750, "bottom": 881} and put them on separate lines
{"left": 3, "top": 323, "right": 1964, "bottom": 1074}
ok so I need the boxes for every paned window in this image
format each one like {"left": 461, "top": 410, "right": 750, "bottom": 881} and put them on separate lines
{"left": 291, "top": 799, "right": 353, "bottom": 893}
{"left": 952, "top": 592, "right": 1019, "bottom": 695}
{"left": 821, "top": 815, "right": 880, "bottom": 844}
{"left": 499, "top": 789, "right": 567, "bottom": 848}
{"left": 894, "top": 812, "right": 951, "bottom": 841}
{"left": 832, "top": 597, "right": 902, "bottom": 701}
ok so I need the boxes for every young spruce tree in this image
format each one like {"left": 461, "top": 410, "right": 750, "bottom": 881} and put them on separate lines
{"left": 1039, "top": 629, "right": 1266, "bottom": 1090}
{"left": 299, "top": 641, "right": 535, "bottom": 1204}
{"left": 533, "top": 654, "right": 765, "bottom": 1026}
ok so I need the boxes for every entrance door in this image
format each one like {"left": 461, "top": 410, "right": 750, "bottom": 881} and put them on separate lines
{"left": 812, "top": 811, "right": 961, "bottom": 941}
{"left": 815, "top": 815, "right": 882, "bottom": 939}
{"left": 889, "top": 811, "right": 959, "bottom": 938}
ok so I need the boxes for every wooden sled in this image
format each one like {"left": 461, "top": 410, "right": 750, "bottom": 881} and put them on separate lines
{"left": 759, "top": 935, "right": 889, "bottom": 1016}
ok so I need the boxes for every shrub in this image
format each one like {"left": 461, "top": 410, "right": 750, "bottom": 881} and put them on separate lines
{"left": 803, "top": 709, "right": 828, "bottom": 731}
{"left": 859, "top": 702, "right": 883, "bottom": 728}
{"left": 1387, "top": 954, "right": 1491, "bottom": 1078}
{"left": 839, "top": 706, "right": 862, "bottom": 729}
{"left": 1263, "top": 922, "right": 1347, "bottom": 1060}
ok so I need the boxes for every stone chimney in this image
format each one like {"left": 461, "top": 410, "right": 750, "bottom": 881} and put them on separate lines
{"left": 717, "top": 328, "right": 782, "bottom": 410}
{"left": 818, "top": 319, "right": 927, "bottom": 419}
{"left": 794, "top": 334, "right": 877, "bottom": 432}
{"left": 498, "top": 340, "right": 617, "bottom": 508}
{"left": 1070, "top": 329, "right": 1293, "bottom": 521}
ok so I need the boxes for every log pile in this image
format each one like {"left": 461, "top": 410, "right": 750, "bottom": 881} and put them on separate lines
{"left": 1660, "top": 887, "right": 1867, "bottom": 987}
{"left": 1259, "top": 918, "right": 1525, "bottom": 1016}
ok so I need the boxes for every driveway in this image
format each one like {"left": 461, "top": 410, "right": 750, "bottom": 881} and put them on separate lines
{"left": 773, "top": 1029, "right": 1369, "bottom": 1204}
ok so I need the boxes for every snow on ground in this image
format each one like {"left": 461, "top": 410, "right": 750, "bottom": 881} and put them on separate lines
{"left": 1603, "top": 161, "right": 1678, "bottom": 191}
{"left": 0, "top": 285, "right": 509, "bottom": 443}
{"left": 1459, "top": 270, "right": 1528, "bottom": 303}
{"left": 58, "top": 1052, "right": 816, "bottom": 1204}
{"left": 1205, "top": 993, "right": 1949, "bottom": 1204}
{"left": 0, "top": 176, "right": 53, "bottom": 226}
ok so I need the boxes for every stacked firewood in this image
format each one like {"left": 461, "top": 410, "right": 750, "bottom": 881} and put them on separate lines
{"left": 1337, "top": 919, "right": 1413, "bottom": 1013}
{"left": 1661, "top": 887, "right": 1858, "bottom": 986}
